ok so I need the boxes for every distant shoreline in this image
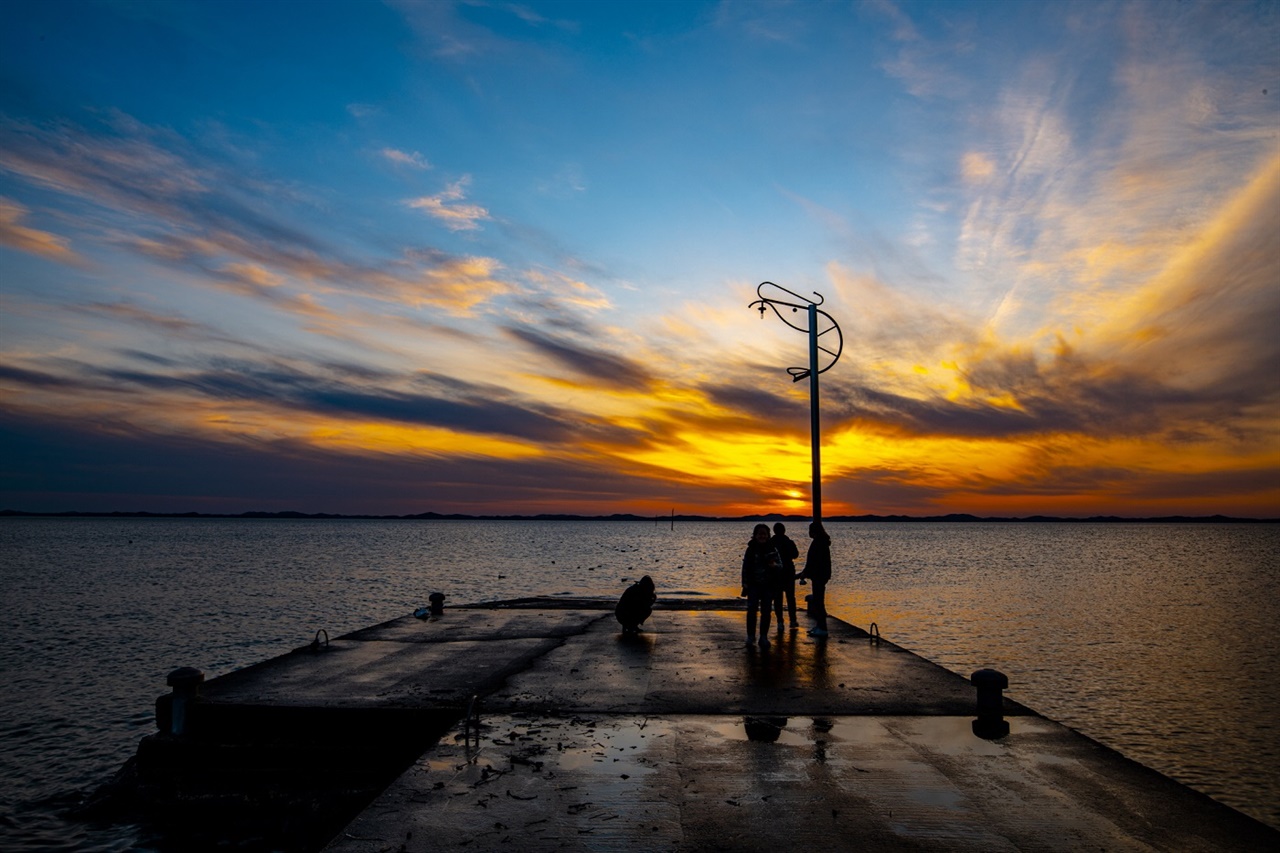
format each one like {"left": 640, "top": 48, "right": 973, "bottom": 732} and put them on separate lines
{"left": 2, "top": 509, "right": 1275, "bottom": 523}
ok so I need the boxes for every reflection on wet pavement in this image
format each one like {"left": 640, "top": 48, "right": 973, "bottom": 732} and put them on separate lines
{"left": 329, "top": 711, "right": 1275, "bottom": 852}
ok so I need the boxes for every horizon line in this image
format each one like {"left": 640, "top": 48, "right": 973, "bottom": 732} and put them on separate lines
{"left": 2, "top": 509, "right": 1276, "bottom": 523}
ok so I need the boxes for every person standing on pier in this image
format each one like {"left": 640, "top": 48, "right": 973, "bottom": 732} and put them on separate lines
{"left": 797, "top": 521, "right": 832, "bottom": 637}
{"left": 741, "top": 523, "right": 782, "bottom": 647}
{"left": 770, "top": 522, "right": 801, "bottom": 633}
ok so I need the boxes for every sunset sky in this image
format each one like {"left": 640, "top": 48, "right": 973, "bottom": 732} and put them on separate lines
{"left": 2, "top": 0, "right": 1277, "bottom": 518}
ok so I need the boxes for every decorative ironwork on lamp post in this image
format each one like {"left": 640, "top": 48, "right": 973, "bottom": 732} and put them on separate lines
{"left": 749, "top": 282, "right": 844, "bottom": 523}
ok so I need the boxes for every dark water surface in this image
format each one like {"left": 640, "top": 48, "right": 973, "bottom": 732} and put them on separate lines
{"left": 1, "top": 519, "right": 1276, "bottom": 849}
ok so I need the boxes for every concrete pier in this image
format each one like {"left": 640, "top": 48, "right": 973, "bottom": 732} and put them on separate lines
{"left": 131, "top": 596, "right": 1277, "bottom": 851}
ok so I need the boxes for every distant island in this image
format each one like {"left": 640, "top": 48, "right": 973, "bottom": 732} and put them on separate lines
{"left": 1, "top": 509, "right": 1275, "bottom": 523}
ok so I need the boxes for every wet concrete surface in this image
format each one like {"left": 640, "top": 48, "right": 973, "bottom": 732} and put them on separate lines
{"left": 199, "top": 608, "right": 608, "bottom": 710}
{"left": 484, "top": 607, "right": 1010, "bottom": 716}
{"left": 324, "top": 713, "right": 1275, "bottom": 852}
{"left": 197, "top": 600, "right": 1025, "bottom": 717}
{"left": 274, "top": 598, "right": 1275, "bottom": 851}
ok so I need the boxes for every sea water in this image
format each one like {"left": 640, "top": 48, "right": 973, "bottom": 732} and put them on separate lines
{"left": 0, "top": 518, "right": 1276, "bottom": 850}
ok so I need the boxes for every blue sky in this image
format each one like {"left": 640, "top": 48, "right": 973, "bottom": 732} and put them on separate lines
{"left": 2, "top": 0, "right": 1278, "bottom": 516}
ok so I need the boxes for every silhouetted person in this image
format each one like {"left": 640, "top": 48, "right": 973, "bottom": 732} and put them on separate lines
{"left": 741, "top": 523, "right": 782, "bottom": 647}
{"left": 615, "top": 575, "right": 656, "bottom": 634}
{"left": 770, "top": 522, "right": 800, "bottom": 632}
{"left": 797, "top": 521, "right": 831, "bottom": 636}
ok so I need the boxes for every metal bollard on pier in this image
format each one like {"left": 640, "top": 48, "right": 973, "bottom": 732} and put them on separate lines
{"left": 164, "top": 666, "right": 204, "bottom": 737}
{"left": 971, "top": 667, "right": 1010, "bottom": 739}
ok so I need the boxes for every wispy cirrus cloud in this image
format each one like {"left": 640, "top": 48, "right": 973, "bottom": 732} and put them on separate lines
{"left": 0, "top": 113, "right": 524, "bottom": 319}
{"left": 0, "top": 114, "right": 331, "bottom": 272}
{"left": 0, "top": 197, "right": 83, "bottom": 264}
{"left": 825, "top": 143, "right": 1280, "bottom": 449}
{"left": 0, "top": 114, "right": 216, "bottom": 223}
{"left": 75, "top": 301, "right": 211, "bottom": 336}
{"left": 535, "top": 163, "right": 586, "bottom": 197}
{"left": 520, "top": 268, "right": 611, "bottom": 312}
{"left": 862, "top": 0, "right": 920, "bottom": 43}
{"left": 714, "top": 0, "right": 813, "bottom": 44}
{"left": 120, "top": 226, "right": 515, "bottom": 318}
{"left": 380, "top": 147, "right": 431, "bottom": 169}
{"left": 1088, "top": 148, "right": 1280, "bottom": 399}
{"left": 406, "top": 176, "right": 491, "bottom": 231}
{"left": 863, "top": 0, "right": 966, "bottom": 101}
{"left": 944, "top": 2, "right": 1278, "bottom": 336}
{"left": 390, "top": 0, "right": 574, "bottom": 62}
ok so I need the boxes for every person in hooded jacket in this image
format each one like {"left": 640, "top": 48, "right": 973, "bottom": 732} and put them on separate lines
{"left": 741, "top": 523, "right": 782, "bottom": 647}
{"left": 616, "top": 575, "right": 656, "bottom": 634}
{"left": 770, "top": 522, "right": 801, "bottom": 632}
{"left": 796, "top": 521, "right": 832, "bottom": 636}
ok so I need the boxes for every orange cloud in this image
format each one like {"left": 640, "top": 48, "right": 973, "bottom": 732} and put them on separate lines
{"left": 960, "top": 151, "right": 995, "bottom": 183}
{"left": 406, "top": 176, "right": 491, "bottom": 231}
{"left": 0, "top": 198, "right": 82, "bottom": 264}
{"left": 1090, "top": 147, "right": 1280, "bottom": 392}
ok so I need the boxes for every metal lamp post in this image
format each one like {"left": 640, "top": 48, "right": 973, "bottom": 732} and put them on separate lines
{"left": 748, "top": 282, "right": 844, "bottom": 523}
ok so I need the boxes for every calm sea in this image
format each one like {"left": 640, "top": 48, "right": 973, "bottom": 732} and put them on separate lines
{"left": 1, "top": 519, "right": 1276, "bottom": 850}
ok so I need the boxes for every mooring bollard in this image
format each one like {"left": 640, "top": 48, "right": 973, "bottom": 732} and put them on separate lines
{"left": 971, "top": 667, "right": 1009, "bottom": 739}
{"left": 429, "top": 591, "right": 447, "bottom": 615}
{"left": 165, "top": 666, "right": 204, "bottom": 736}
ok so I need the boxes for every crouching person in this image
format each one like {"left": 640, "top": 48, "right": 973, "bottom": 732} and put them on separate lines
{"left": 616, "top": 575, "right": 656, "bottom": 634}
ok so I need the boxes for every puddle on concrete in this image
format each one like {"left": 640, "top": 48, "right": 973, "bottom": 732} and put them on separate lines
{"left": 707, "top": 716, "right": 812, "bottom": 746}
{"left": 554, "top": 718, "right": 664, "bottom": 774}
{"left": 439, "top": 714, "right": 667, "bottom": 780}
{"left": 695, "top": 714, "right": 1028, "bottom": 754}
{"left": 427, "top": 713, "right": 1045, "bottom": 806}
{"left": 883, "top": 716, "right": 1019, "bottom": 756}
{"left": 910, "top": 785, "right": 968, "bottom": 811}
